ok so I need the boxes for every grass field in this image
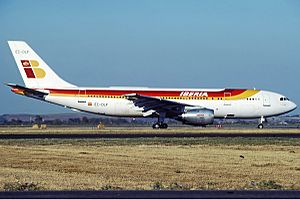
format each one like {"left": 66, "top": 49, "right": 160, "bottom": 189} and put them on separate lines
{"left": 0, "top": 128, "right": 299, "bottom": 190}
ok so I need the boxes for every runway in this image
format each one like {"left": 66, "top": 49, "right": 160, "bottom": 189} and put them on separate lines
{"left": 0, "top": 132, "right": 300, "bottom": 139}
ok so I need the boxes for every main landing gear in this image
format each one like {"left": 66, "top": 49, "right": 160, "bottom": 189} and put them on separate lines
{"left": 152, "top": 122, "right": 168, "bottom": 129}
{"left": 257, "top": 116, "right": 265, "bottom": 129}
{"left": 152, "top": 112, "right": 168, "bottom": 129}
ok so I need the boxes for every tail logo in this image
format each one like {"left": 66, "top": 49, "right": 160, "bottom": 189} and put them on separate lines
{"left": 21, "top": 60, "right": 46, "bottom": 79}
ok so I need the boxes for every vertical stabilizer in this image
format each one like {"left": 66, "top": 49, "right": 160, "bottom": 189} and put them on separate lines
{"left": 8, "top": 41, "right": 76, "bottom": 89}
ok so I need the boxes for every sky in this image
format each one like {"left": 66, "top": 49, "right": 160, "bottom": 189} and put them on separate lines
{"left": 0, "top": 0, "right": 300, "bottom": 114}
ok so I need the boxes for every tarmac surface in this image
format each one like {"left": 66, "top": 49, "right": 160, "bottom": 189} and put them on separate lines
{"left": 0, "top": 132, "right": 300, "bottom": 139}
{"left": 0, "top": 190, "right": 300, "bottom": 199}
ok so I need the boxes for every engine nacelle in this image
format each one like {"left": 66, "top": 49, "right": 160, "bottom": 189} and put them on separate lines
{"left": 181, "top": 108, "right": 214, "bottom": 126}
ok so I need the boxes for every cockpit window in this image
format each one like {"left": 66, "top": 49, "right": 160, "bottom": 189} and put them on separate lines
{"left": 280, "top": 97, "right": 290, "bottom": 101}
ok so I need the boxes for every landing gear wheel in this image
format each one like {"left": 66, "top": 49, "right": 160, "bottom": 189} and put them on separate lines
{"left": 152, "top": 123, "right": 168, "bottom": 129}
{"left": 258, "top": 123, "right": 264, "bottom": 129}
{"left": 152, "top": 123, "right": 160, "bottom": 129}
{"left": 161, "top": 123, "right": 168, "bottom": 129}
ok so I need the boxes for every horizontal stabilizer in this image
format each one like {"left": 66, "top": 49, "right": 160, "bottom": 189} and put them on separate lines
{"left": 6, "top": 83, "right": 48, "bottom": 100}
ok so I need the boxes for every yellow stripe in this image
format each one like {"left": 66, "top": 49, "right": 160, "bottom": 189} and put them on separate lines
{"left": 227, "top": 90, "right": 260, "bottom": 100}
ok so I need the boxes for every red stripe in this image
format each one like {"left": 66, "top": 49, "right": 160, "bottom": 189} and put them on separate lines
{"left": 24, "top": 68, "right": 35, "bottom": 78}
{"left": 48, "top": 89, "right": 247, "bottom": 97}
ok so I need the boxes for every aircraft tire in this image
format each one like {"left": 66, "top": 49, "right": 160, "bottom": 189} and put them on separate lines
{"left": 160, "top": 123, "right": 168, "bottom": 129}
{"left": 152, "top": 123, "right": 160, "bottom": 129}
{"left": 257, "top": 123, "right": 264, "bottom": 129}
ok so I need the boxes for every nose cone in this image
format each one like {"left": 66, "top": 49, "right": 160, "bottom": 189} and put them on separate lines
{"left": 290, "top": 101, "right": 297, "bottom": 111}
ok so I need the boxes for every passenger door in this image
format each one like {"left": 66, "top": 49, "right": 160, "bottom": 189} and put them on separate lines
{"left": 263, "top": 94, "right": 271, "bottom": 107}
{"left": 224, "top": 92, "right": 231, "bottom": 106}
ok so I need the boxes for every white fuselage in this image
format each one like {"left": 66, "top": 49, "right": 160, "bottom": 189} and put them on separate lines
{"left": 44, "top": 88, "right": 297, "bottom": 119}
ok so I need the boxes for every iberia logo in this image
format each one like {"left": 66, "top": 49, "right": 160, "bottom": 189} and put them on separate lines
{"left": 21, "top": 60, "right": 46, "bottom": 79}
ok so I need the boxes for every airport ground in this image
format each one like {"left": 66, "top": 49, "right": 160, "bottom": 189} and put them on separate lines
{"left": 0, "top": 127, "right": 299, "bottom": 191}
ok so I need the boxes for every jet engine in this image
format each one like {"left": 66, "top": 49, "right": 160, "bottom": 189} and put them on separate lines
{"left": 180, "top": 108, "right": 214, "bottom": 126}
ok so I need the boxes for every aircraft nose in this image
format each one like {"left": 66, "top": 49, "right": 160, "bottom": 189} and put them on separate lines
{"left": 290, "top": 101, "right": 297, "bottom": 111}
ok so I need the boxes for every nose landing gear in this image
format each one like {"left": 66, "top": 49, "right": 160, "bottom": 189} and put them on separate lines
{"left": 258, "top": 116, "right": 265, "bottom": 129}
{"left": 257, "top": 123, "right": 264, "bottom": 129}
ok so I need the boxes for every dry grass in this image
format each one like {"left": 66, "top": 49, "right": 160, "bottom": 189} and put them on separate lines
{"left": 0, "top": 137, "right": 299, "bottom": 190}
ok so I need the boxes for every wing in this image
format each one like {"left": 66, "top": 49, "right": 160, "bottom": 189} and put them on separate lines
{"left": 124, "top": 93, "right": 194, "bottom": 117}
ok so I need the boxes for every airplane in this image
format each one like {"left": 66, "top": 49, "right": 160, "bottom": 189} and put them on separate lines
{"left": 6, "top": 41, "right": 297, "bottom": 129}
